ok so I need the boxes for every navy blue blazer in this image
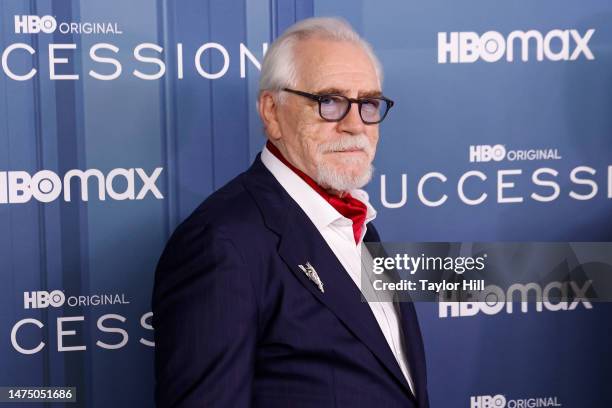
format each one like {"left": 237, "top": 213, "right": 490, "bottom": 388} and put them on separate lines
{"left": 152, "top": 155, "right": 429, "bottom": 407}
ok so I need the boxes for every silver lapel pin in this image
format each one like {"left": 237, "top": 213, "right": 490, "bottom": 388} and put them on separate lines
{"left": 298, "top": 262, "right": 324, "bottom": 293}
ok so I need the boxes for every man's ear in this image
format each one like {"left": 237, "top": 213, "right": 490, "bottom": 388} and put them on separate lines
{"left": 258, "top": 91, "right": 282, "bottom": 141}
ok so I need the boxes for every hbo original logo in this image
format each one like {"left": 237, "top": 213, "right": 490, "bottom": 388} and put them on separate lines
{"left": 469, "top": 145, "right": 506, "bottom": 163}
{"left": 471, "top": 395, "right": 507, "bottom": 408}
{"left": 24, "top": 291, "right": 65, "bottom": 309}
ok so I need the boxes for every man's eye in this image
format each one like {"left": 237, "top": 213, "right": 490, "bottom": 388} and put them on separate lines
{"left": 362, "top": 99, "right": 380, "bottom": 108}
{"left": 320, "top": 96, "right": 335, "bottom": 105}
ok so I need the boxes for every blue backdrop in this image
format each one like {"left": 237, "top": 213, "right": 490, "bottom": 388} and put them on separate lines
{"left": 1, "top": 1, "right": 610, "bottom": 407}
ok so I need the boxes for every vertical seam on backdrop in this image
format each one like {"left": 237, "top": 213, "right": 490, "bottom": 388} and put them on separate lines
{"left": 270, "top": 0, "right": 276, "bottom": 42}
{"left": 208, "top": 0, "right": 215, "bottom": 190}
{"left": 169, "top": 2, "right": 180, "bottom": 228}
{"left": 243, "top": 0, "right": 250, "bottom": 166}
{"left": 52, "top": 0, "right": 89, "bottom": 404}
{"left": 73, "top": 1, "right": 93, "bottom": 404}
{"left": 1, "top": 0, "right": 17, "bottom": 387}
{"left": 30, "top": 0, "right": 51, "bottom": 389}
{"left": 157, "top": 0, "right": 172, "bottom": 235}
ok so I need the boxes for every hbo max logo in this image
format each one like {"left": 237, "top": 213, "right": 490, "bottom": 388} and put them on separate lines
{"left": 24, "top": 291, "right": 65, "bottom": 309}
{"left": 14, "top": 15, "right": 57, "bottom": 34}
{"left": 471, "top": 395, "right": 507, "bottom": 408}
{"left": 438, "top": 28, "right": 595, "bottom": 63}
{"left": 0, "top": 167, "right": 163, "bottom": 204}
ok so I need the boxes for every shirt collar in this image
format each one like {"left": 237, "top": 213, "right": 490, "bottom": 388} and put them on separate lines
{"left": 260, "top": 144, "right": 377, "bottom": 232}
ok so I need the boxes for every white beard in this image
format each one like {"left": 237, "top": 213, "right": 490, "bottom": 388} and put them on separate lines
{"left": 312, "top": 134, "right": 375, "bottom": 191}
{"left": 315, "top": 161, "right": 373, "bottom": 192}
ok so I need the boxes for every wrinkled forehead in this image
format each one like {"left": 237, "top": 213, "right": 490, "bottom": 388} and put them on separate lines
{"left": 292, "top": 37, "right": 381, "bottom": 94}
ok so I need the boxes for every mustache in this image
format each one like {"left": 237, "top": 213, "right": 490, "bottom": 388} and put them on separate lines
{"left": 317, "top": 135, "right": 372, "bottom": 154}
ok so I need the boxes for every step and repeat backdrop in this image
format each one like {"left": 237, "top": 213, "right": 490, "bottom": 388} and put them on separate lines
{"left": 1, "top": 0, "right": 610, "bottom": 407}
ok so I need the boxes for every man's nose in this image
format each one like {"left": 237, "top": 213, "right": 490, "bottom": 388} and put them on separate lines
{"left": 337, "top": 102, "right": 366, "bottom": 134}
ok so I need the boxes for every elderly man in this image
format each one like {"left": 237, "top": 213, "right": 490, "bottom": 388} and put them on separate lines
{"left": 153, "top": 17, "right": 428, "bottom": 408}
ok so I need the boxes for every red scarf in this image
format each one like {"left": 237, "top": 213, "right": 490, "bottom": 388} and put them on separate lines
{"left": 266, "top": 141, "right": 367, "bottom": 244}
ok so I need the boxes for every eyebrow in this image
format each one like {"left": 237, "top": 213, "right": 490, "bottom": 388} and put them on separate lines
{"left": 358, "top": 90, "right": 383, "bottom": 98}
{"left": 314, "top": 87, "right": 383, "bottom": 98}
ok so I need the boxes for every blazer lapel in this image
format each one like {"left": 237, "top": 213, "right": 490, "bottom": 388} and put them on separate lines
{"left": 241, "top": 156, "right": 415, "bottom": 398}
{"left": 367, "top": 230, "right": 429, "bottom": 406}
{"left": 397, "top": 301, "right": 429, "bottom": 407}
{"left": 366, "top": 229, "right": 428, "bottom": 406}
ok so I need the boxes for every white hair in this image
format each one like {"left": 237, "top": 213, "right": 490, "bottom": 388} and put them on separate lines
{"left": 258, "top": 17, "right": 383, "bottom": 100}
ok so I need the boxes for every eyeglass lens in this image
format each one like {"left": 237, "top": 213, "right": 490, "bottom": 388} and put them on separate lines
{"left": 319, "top": 95, "right": 386, "bottom": 123}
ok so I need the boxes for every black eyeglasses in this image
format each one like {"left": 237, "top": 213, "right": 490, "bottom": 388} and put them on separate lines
{"left": 282, "top": 88, "right": 394, "bottom": 125}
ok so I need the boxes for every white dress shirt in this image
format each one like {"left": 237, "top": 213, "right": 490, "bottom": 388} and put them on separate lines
{"left": 261, "top": 145, "right": 416, "bottom": 396}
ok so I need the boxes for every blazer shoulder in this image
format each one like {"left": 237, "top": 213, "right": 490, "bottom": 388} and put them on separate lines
{"left": 163, "top": 171, "right": 278, "bottom": 259}
{"left": 182, "top": 176, "right": 266, "bottom": 237}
